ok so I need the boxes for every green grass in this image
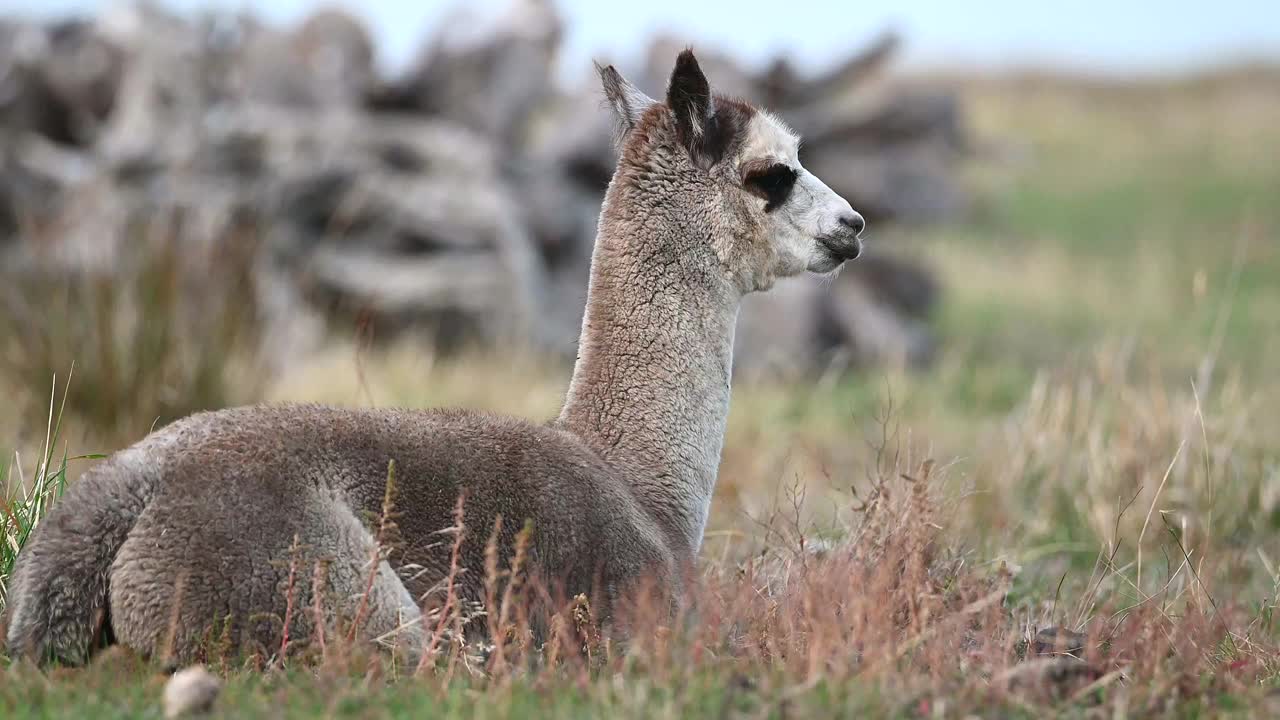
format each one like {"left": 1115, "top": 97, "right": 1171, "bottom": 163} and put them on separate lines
{"left": 3, "top": 377, "right": 71, "bottom": 606}
{"left": 0, "top": 214, "right": 262, "bottom": 449}
{"left": 0, "top": 374, "right": 108, "bottom": 608}
{"left": 3, "top": 70, "right": 1280, "bottom": 717}
{"left": 0, "top": 661, "right": 951, "bottom": 719}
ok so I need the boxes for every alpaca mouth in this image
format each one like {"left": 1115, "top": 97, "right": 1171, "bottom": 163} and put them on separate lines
{"left": 818, "top": 233, "right": 862, "bottom": 263}
{"left": 810, "top": 242, "right": 860, "bottom": 274}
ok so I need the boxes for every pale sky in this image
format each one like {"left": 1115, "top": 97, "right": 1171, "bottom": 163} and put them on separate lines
{"left": 11, "top": 0, "right": 1280, "bottom": 83}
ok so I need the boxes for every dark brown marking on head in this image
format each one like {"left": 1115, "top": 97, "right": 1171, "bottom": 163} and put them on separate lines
{"left": 666, "top": 50, "right": 711, "bottom": 150}
{"left": 611, "top": 54, "right": 757, "bottom": 176}
{"left": 707, "top": 96, "right": 755, "bottom": 165}
{"left": 664, "top": 50, "right": 755, "bottom": 169}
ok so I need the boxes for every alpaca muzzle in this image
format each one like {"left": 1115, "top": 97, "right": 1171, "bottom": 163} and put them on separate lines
{"left": 819, "top": 229, "right": 863, "bottom": 262}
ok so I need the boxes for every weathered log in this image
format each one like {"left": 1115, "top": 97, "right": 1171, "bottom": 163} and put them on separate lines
{"left": 1, "top": 0, "right": 968, "bottom": 376}
{"left": 0, "top": 18, "right": 124, "bottom": 147}
{"left": 758, "top": 31, "right": 901, "bottom": 109}
{"left": 389, "top": 0, "right": 562, "bottom": 149}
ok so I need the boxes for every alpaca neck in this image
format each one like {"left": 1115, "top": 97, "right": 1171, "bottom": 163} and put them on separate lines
{"left": 557, "top": 198, "right": 741, "bottom": 561}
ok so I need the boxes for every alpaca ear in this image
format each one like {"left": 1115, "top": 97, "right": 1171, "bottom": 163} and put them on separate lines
{"left": 666, "top": 50, "right": 722, "bottom": 168}
{"left": 596, "top": 62, "right": 655, "bottom": 143}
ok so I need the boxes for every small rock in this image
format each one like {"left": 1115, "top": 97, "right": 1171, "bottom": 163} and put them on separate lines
{"left": 163, "top": 665, "right": 221, "bottom": 718}
{"left": 1032, "top": 626, "right": 1088, "bottom": 657}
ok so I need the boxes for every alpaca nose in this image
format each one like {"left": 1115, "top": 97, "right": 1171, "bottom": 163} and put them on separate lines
{"left": 839, "top": 211, "right": 865, "bottom": 236}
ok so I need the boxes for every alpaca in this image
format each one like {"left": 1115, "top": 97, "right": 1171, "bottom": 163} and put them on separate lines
{"left": 3, "top": 50, "right": 864, "bottom": 666}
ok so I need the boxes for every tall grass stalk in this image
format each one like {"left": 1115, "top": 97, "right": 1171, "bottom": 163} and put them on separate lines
{"left": 1, "top": 371, "right": 104, "bottom": 609}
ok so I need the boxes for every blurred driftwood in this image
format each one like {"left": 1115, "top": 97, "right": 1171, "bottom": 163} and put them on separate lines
{"left": 0, "top": 0, "right": 966, "bottom": 376}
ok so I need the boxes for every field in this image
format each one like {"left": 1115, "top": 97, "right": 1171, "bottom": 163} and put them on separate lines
{"left": 3, "top": 69, "right": 1280, "bottom": 717}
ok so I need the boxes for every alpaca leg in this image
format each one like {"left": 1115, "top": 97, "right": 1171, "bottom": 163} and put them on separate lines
{"left": 108, "top": 488, "right": 423, "bottom": 665}
{"left": 311, "top": 509, "right": 425, "bottom": 665}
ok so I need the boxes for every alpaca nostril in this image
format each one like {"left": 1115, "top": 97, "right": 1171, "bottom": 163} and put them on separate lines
{"left": 839, "top": 212, "right": 865, "bottom": 236}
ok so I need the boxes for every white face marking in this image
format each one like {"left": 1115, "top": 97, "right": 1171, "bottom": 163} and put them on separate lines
{"left": 739, "top": 112, "right": 862, "bottom": 277}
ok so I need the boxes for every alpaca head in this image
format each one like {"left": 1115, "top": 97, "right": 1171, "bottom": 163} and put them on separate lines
{"left": 598, "top": 50, "right": 865, "bottom": 293}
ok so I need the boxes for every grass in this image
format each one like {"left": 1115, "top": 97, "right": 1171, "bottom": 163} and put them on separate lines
{"left": 2, "top": 376, "right": 73, "bottom": 606}
{"left": 3, "top": 68, "right": 1280, "bottom": 716}
{"left": 0, "top": 209, "right": 263, "bottom": 449}
{"left": 0, "top": 373, "right": 107, "bottom": 607}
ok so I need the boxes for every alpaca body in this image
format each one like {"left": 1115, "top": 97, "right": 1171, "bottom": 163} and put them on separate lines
{"left": 4, "top": 50, "right": 864, "bottom": 665}
{"left": 6, "top": 405, "right": 674, "bottom": 664}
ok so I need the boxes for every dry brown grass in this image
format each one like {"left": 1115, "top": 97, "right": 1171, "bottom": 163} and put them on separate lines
{"left": 0, "top": 209, "right": 264, "bottom": 451}
{"left": 59, "top": 418, "right": 1267, "bottom": 717}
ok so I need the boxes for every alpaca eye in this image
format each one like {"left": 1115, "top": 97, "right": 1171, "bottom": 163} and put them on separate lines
{"left": 744, "top": 164, "right": 797, "bottom": 212}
